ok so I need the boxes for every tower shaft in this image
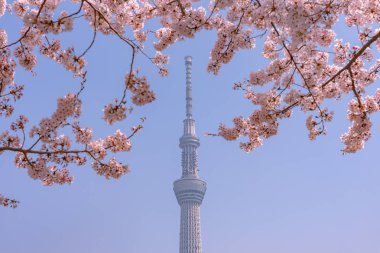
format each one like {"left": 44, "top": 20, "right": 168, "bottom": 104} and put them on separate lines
{"left": 174, "top": 56, "right": 206, "bottom": 253}
{"left": 179, "top": 202, "right": 201, "bottom": 253}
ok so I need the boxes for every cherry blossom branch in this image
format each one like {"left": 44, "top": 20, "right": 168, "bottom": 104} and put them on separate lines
{"left": 0, "top": 86, "right": 23, "bottom": 98}
{"left": 271, "top": 23, "right": 323, "bottom": 113}
{"left": 53, "top": 0, "right": 84, "bottom": 24}
{"left": 0, "top": 0, "right": 48, "bottom": 50}
{"left": 348, "top": 67, "right": 365, "bottom": 112}
{"left": 1, "top": 145, "right": 107, "bottom": 174}
{"left": 81, "top": 0, "right": 156, "bottom": 107}
{"left": 0, "top": 146, "right": 88, "bottom": 155}
{"left": 76, "top": 71, "right": 87, "bottom": 96}
{"left": 175, "top": 0, "right": 186, "bottom": 16}
{"left": 321, "top": 30, "right": 380, "bottom": 89}
{"left": 78, "top": 10, "right": 97, "bottom": 59}
{"left": 190, "top": 0, "right": 220, "bottom": 29}
{"left": 82, "top": 0, "right": 136, "bottom": 50}
{"left": 120, "top": 47, "right": 136, "bottom": 105}
{"left": 276, "top": 101, "right": 299, "bottom": 115}
{"left": 204, "top": 0, "right": 220, "bottom": 23}
{"left": 127, "top": 121, "right": 144, "bottom": 139}
{"left": 20, "top": 128, "right": 26, "bottom": 148}
{"left": 275, "top": 42, "right": 327, "bottom": 135}
{"left": 275, "top": 68, "right": 296, "bottom": 99}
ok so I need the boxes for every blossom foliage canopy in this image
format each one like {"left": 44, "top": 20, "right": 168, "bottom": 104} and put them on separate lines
{"left": 1, "top": 0, "right": 380, "bottom": 206}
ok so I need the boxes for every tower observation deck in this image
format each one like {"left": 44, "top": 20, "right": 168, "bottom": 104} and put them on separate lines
{"left": 173, "top": 56, "right": 207, "bottom": 253}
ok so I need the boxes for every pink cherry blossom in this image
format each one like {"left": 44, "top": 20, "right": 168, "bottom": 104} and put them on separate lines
{"left": 103, "top": 103, "right": 127, "bottom": 125}
{"left": 0, "top": 28, "right": 7, "bottom": 47}
{"left": 105, "top": 129, "right": 132, "bottom": 152}
{"left": 2, "top": 0, "right": 380, "bottom": 206}
{"left": 12, "top": 0, "right": 29, "bottom": 17}
{"left": 0, "top": 194, "right": 18, "bottom": 208}
{"left": 0, "top": 0, "right": 6, "bottom": 17}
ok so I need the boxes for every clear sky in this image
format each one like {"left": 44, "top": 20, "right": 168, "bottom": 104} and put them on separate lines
{"left": 1, "top": 6, "right": 380, "bottom": 253}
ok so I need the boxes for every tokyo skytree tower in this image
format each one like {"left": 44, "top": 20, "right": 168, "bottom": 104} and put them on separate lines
{"left": 173, "top": 56, "right": 207, "bottom": 253}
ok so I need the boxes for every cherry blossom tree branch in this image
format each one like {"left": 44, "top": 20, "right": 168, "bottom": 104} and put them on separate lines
{"left": 54, "top": 0, "right": 84, "bottom": 24}
{"left": 78, "top": 10, "right": 97, "bottom": 59}
{"left": 0, "top": 0, "right": 48, "bottom": 50}
{"left": 348, "top": 68, "right": 364, "bottom": 111}
{"left": 322, "top": 30, "right": 380, "bottom": 89}
{"left": 175, "top": 0, "right": 186, "bottom": 16}
{"left": 271, "top": 22, "right": 324, "bottom": 116}
{"left": 0, "top": 86, "right": 23, "bottom": 98}
{"left": 0, "top": 146, "right": 87, "bottom": 155}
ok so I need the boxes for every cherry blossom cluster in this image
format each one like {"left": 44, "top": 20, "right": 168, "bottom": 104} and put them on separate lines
{"left": 0, "top": 0, "right": 174, "bottom": 205}
{"left": 125, "top": 72, "right": 156, "bottom": 106}
{"left": 1, "top": 92, "right": 139, "bottom": 205}
{"left": 105, "top": 129, "right": 132, "bottom": 152}
{"left": 0, "top": 130, "right": 21, "bottom": 150}
{"left": 29, "top": 93, "right": 82, "bottom": 140}
{"left": 91, "top": 157, "right": 129, "bottom": 180}
{"left": 0, "top": 194, "right": 19, "bottom": 208}
{"left": 103, "top": 100, "right": 129, "bottom": 125}
{"left": 213, "top": 0, "right": 380, "bottom": 154}
{"left": 2, "top": 0, "right": 380, "bottom": 206}
{"left": 0, "top": 30, "right": 22, "bottom": 118}
{"left": 0, "top": 83, "right": 24, "bottom": 117}
{"left": 87, "top": 129, "right": 132, "bottom": 178}
{"left": 72, "top": 123, "right": 93, "bottom": 144}
{"left": 153, "top": 52, "right": 169, "bottom": 76}
{"left": 341, "top": 90, "right": 380, "bottom": 153}
{"left": 0, "top": 0, "right": 6, "bottom": 17}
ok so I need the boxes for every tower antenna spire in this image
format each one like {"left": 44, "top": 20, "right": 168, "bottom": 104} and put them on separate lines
{"left": 185, "top": 56, "right": 192, "bottom": 118}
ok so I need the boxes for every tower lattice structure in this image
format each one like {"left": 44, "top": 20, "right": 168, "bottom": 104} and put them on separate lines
{"left": 173, "top": 56, "right": 207, "bottom": 253}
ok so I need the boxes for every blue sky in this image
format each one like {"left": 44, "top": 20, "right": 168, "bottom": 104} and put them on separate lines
{"left": 1, "top": 6, "right": 380, "bottom": 253}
